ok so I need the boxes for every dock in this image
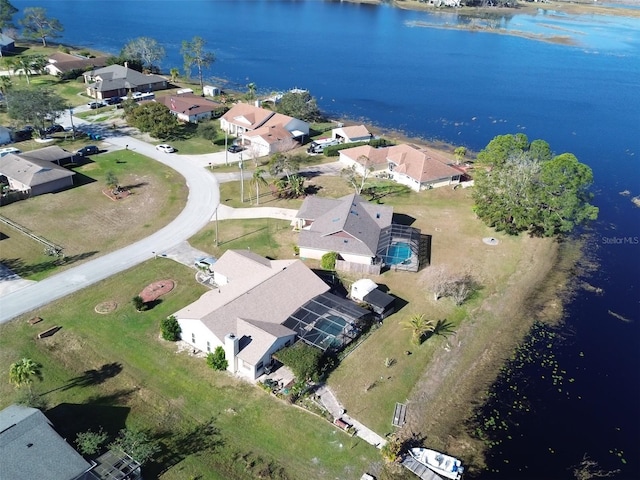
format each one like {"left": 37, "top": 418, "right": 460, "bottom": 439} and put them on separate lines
{"left": 401, "top": 455, "right": 445, "bottom": 480}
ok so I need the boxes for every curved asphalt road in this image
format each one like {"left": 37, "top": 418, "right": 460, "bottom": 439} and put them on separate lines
{"left": 0, "top": 133, "right": 220, "bottom": 324}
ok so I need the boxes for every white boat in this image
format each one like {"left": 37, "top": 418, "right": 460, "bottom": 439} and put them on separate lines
{"left": 409, "top": 448, "right": 464, "bottom": 480}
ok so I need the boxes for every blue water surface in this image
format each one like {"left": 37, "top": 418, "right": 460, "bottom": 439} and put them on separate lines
{"left": 12, "top": 1, "right": 640, "bottom": 478}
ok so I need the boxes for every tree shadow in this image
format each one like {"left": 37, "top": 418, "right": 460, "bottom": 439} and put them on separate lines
{"left": 144, "top": 298, "right": 163, "bottom": 310}
{"left": 147, "top": 418, "right": 224, "bottom": 478}
{"left": 120, "top": 181, "right": 148, "bottom": 191}
{"left": 63, "top": 362, "right": 124, "bottom": 391}
{"left": 46, "top": 402, "right": 131, "bottom": 443}
{"left": 428, "top": 319, "right": 456, "bottom": 339}
{"left": 0, "top": 251, "right": 99, "bottom": 277}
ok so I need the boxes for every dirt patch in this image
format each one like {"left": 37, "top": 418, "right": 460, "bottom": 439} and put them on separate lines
{"left": 138, "top": 279, "right": 175, "bottom": 303}
{"left": 102, "top": 188, "right": 131, "bottom": 201}
{"left": 95, "top": 301, "right": 118, "bottom": 314}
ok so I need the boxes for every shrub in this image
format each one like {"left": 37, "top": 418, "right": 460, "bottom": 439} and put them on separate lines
{"left": 196, "top": 120, "right": 217, "bottom": 141}
{"left": 76, "top": 428, "right": 108, "bottom": 456}
{"left": 132, "top": 295, "right": 147, "bottom": 311}
{"left": 161, "top": 315, "right": 181, "bottom": 341}
{"left": 323, "top": 141, "right": 368, "bottom": 157}
{"left": 321, "top": 251, "right": 338, "bottom": 271}
{"left": 275, "top": 342, "right": 322, "bottom": 382}
{"left": 206, "top": 346, "right": 228, "bottom": 371}
{"left": 109, "top": 428, "right": 159, "bottom": 465}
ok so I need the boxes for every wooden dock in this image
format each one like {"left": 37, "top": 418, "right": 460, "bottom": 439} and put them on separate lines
{"left": 401, "top": 455, "right": 445, "bottom": 480}
{"left": 392, "top": 402, "right": 407, "bottom": 427}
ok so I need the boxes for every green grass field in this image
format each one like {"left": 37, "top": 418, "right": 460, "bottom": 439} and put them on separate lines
{"left": 0, "top": 149, "right": 187, "bottom": 280}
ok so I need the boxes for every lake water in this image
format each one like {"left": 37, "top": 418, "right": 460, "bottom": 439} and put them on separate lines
{"left": 13, "top": 0, "right": 640, "bottom": 478}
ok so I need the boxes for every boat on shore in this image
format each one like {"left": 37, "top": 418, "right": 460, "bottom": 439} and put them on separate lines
{"left": 409, "top": 448, "right": 464, "bottom": 480}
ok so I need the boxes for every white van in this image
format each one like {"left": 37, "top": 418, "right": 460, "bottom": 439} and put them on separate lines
{"left": 307, "top": 138, "right": 339, "bottom": 154}
{"left": 0, "top": 147, "right": 21, "bottom": 157}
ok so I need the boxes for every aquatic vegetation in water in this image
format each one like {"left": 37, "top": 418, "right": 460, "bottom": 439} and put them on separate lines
{"left": 469, "top": 321, "right": 573, "bottom": 448}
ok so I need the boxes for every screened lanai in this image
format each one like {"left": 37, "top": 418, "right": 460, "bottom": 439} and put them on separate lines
{"left": 376, "top": 224, "right": 422, "bottom": 272}
{"left": 283, "top": 292, "right": 371, "bottom": 351}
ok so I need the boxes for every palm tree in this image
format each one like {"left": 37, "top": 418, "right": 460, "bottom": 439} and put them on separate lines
{"left": 169, "top": 67, "right": 180, "bottom": 83}
{"left": 9, "top": 358, "right": 43, "bottom": 394}
{"left": 250, "top": 168, "right": 268, "bottom": 205}
{"left": 246, "top": 82, "right": 256, "bottom": 100}
{"left": 402, "top": 314, "right": 435, "bottom": 346}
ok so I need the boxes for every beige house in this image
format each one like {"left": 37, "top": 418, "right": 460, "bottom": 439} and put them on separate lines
{"left": 339, "top": 143, "right": 462, "bottom": 191}
{"left": 155, "top": 93, "right": 225, "bottom": 123}
{"left": 331, "top": 124, "right": 372, "bottom": 144}
{"left": 173, "top": 250, "right": 329, "bottom": 380}
{"left": 220, "top": 103, "right": 309, "bottom": 157}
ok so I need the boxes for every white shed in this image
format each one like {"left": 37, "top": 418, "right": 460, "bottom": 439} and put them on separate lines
{"left": 203, "top": 85, "right": 221, "bottom": 97}
{"left": 351, "top": 278, "right": 378, "bottom": 302}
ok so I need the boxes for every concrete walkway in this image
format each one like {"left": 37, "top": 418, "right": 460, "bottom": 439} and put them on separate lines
{"left": 316, "top": 384, "right": 387, "bottom": 449}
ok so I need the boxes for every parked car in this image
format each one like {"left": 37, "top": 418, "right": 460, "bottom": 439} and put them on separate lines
{"left": 75, "top": 145, "right": 100, "bottom": 156}
{"left": 106, "top": 96, "right": 123, "bottom": 105}
{"left": 44, "top": 124, "right": 65, "bottom": 135}
{"left": 88, "top": 101, "right": 107, "bottom": 109}
{"left": 13, "top": 126, "right": 34, "bottom": 142}
{"left": 156, "top": 144, "right": 175, "bottom": 153}
{"left": 228, "top": 144, "right": 244, "bottom": 153}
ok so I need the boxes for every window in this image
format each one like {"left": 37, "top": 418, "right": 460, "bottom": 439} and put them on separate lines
{"left": 191, "top": 333, "right": 196, "bottom": 343}
{"left": 206, "top": 341, "right": 211, "bottom": 352}
{"left": 256, "top": 361, "right": 264, "bottom": 371}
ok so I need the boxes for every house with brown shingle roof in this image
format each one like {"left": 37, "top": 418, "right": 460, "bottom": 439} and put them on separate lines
{"left": 45, "top": 52, "right": 109, "bottom": 77}
{"left": 155, "top": 93, "right": 225, "bottom": 123}
{"left": 338, "top": 145, "right": 391, "bottom": 176}
{"left": 220, "top": 103, "right": 309, "bottom": 157}
{"left": 339, "top": 143, "right": 462, "bottom": 191}
{"left": 82, "top": 65, "right": 167, "bottom": 100}
{"left": 387, "top": 144, "right": 461, "bottom": 191}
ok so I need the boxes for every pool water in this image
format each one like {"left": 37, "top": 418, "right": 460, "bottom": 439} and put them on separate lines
{"left": 315, "top": 315, "right": 347, "bottom": 337}
{"left": 384, "top": 242, "right": 412, "bottom": 265}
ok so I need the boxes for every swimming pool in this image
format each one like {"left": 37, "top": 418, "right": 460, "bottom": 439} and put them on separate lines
{"left": 383, "top": 241, "right": 412, "bottom": 265}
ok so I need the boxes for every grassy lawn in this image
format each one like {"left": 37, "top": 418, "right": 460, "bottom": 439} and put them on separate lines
{"left": 0, "top": 149, "right": 187, "bottom": 280}
{"left": 0, "top": 259, "right": 379, "bottom": 480}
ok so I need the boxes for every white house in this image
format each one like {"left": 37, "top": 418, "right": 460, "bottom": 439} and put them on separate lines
{"left": 172, "top": 250, "right": 330, "bottom": 380}
{"left": 387, "top": 144, "right": 462, "bottom": 191}
{"left": 220, "top": 103, "right": 309, "bottom": 156}
{"left": 338, "top": 145, "right": 391, "bottom": 176}
{"left": 332, "top": 124, "right": 372, "bottom": 144}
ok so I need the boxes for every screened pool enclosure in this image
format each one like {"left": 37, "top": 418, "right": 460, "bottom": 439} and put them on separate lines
{"left": 283, "top": 292, "right": 371, "bottom": 351}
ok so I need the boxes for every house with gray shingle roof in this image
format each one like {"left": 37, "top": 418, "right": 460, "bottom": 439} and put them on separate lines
{"left": 0, "top": 151, "right": 75, "bottom": 196}
{"left": 294, "top": 193, "right": 393, "bottom": 266}
{"left": 82, "top": 64, "right": 168, "bottom": 100}
{"left": 173, "top": 250, "right": 371, "bottom": 379}
{"left": 0, "top": 404, "right": 93, "bottom": 480}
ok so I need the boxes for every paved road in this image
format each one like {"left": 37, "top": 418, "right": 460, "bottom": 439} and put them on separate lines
{"left": 0, "top": 133, "right": 220, "bottom": 324}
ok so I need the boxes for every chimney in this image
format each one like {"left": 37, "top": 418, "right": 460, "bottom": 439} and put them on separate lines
{"left": 124, "top": 61, "right": 128, "bottom": 69}
{"left": 254, "top": 99, "right": 260, "bottom": 108}
{"left": 224, "top": 333, "right": 239, "bottom": 373}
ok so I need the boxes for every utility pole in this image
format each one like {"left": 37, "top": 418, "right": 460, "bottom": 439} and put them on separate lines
{"left": 224, "top": 129, "right": 228, "bottom": 166}
{"left": 214, "top": 206, "right": 219, "bottom": 247}
{"left": 239, "top": 153, "right": 244, "bottom": 203}
{"left": 69, "top": 107, "right": 75, "bottom": 140}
